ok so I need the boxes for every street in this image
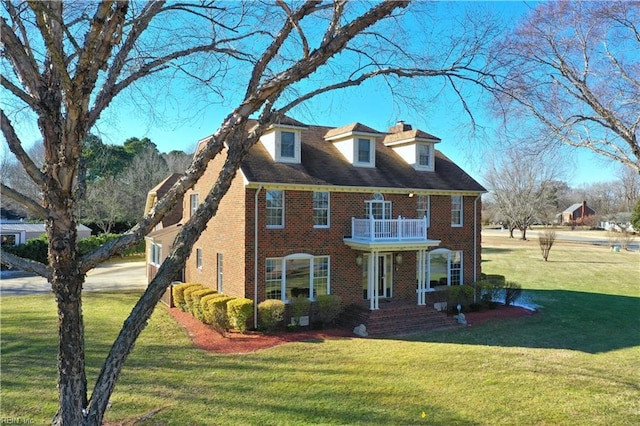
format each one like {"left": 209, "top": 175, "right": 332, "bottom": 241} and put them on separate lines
{"left": 0, "top": 260, "right": 147, "bottom": 296}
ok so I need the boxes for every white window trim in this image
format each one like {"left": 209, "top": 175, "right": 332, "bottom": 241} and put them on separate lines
{"left": 451, "top": 195, "right": 463, "bottom": 227}
{"left": 354, "top": 138, "right": 375, "bottom": 167}
{"left": 313, "top": 191, "right": 330, "bottom": 228}
{"left": 190, "top": 193, "right": 199, "bottom": 218}
{"left": 415, "top": 143, "right": 434, "bottom": 171}
{"left": 451, "top": 250, "right": 463, "bottom": 286}
{"left": 275, "top": 129, "right": 301, "bottom": 163}
{"left": 196, "top": 248, "right": 203, "bottom": 270}
{"left": 150, "top": 242, "right": 162, "bottom": 266}
{"left": 266, "top": 254, "right": 331, "bottom": 303}
{"left": 266, "top": 190, "right": 285, "bottom": 229}
{"left": 417, "top": 195, "right": 430, "bottom": 228}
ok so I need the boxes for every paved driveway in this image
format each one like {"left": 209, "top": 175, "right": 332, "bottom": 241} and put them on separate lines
{"left": 0, "top": 261, "right": 147, "bottom": 296}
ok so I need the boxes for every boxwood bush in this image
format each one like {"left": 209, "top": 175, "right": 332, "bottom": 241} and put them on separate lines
{"left": 201, "top": 293, "right": 225, "bottom": 324}
{"left": 208, "top": 296, "right": 235, "bottom": 336}
{"left": 191, "top": 288, "right": 218, "bottom": 320}
{"left": 258, "top": 299, "right": 285, "bottom": 332}
{"left": 316, "top": 294, "right": 343, "bottom": 326}
{"left": 227, "top": 298, "right": 253, "bottom": 333}
{"left": 172, "top": 283, "right": 203, "bottom": 312}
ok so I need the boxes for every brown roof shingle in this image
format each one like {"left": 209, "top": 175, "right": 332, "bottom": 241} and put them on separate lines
{"left": 240, "top": 122, "right": 485, "bottom": 193}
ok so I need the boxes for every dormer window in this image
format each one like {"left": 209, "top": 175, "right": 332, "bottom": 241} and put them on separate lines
{"left": 417, "top": 143, "right": 432, "bottom": 169}
{"left": 357, "top": 138, "right": 373, "bottom": 164}
{"left": 280, "top": 131, "right": 295, "bottom": 159}
{"left": 260, "top": 123, "right": 303, "bottom": 164}
{"left": 324, "top": 122, "right": 381, "bottom": 168}
{"left": 382, "top": 122, "right": 440, "bottom": 172}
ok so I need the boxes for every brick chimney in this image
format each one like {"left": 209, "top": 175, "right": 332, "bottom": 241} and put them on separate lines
{"left": 388, "top": 120, "right": 412, "bottom": 133}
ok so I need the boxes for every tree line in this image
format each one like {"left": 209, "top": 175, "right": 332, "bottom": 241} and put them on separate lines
{"left": 2, "top": 135, "right": 192, "bottom": 233}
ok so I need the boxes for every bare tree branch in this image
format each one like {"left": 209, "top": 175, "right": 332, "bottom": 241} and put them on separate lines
{"left": 1, "top": 109, "right": 46, "bottom": 188}
{"left": 0, "top": 248, "right": 51, "bottom": 279}
{"left": 0, "top": 182, "right": 46, "bottom": 218}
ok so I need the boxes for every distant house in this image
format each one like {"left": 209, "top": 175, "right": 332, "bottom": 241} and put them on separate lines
{"left": 561, "top": 201, "right": 596, "bottom": 226}
{"left": 146, "top": 118, "right": 486, "bottom": 335}
{"left": 0, "top": 222, "right": 92, "bottom": 247}
{"left": 144, "top": 173, "right": 185, "bottom": 288}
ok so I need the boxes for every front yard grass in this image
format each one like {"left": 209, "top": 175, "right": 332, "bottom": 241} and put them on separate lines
{"left": 1, "top": 237, "right": 638, "bottom": 425}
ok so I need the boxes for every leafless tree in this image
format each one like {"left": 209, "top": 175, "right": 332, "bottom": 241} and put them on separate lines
{"left": 538, "top": 228, "right": 557, "bottom": 261}
{"left": 0, "top": 1, "right": 497, "bottom": 424}
{"left": 491, "top": 1, "right": 640, "bottom": 173}
{"left": 484, "top": 149, "right": 564, "bottom": 240}
{"left": 77, "top": 176, "right": 123, "bottom": 234}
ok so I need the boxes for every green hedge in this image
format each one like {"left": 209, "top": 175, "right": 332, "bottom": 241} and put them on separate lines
{"left": 4, "top": 233, "right": 145, "bottom": 265}
{"left": 173, "top": 283, "right": 204, "bottom": 312}
{"left": 183, "top": 284, "right": 206, "bottom": 314}
{"left": 201, "top": 293, "right": 225, "bottom": 324}
{"left": 191, "top": 288, "right": 218, "bottom": 320}
{"left": 316, "top": 294, "right": 343, "bottom": 326}
{"left": 258, "top": 299, "right": 285, "bottom": 332}
{"left": 207, "top": 296, "right": 235, "bottom": 336}
{"left": 227, "top": 298, "right": 253, "bottom": 333}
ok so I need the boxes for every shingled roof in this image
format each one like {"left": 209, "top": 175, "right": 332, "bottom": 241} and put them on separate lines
{"left": 239, "top": 120, "right": 485, "bottom": 193}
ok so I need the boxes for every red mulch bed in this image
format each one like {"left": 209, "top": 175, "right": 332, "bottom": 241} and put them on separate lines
{"left": 167, "top": 304, "right": 536, "bottom": 354}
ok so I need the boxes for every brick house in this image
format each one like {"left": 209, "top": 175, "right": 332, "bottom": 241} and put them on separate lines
{"left": 146, "top": 118, "right": 486, "bottom": 334}
{"left": 561, "top": 201, "right": 596, "bottom": 226}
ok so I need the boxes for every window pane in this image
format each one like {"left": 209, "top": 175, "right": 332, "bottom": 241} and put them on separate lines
{"left": 265, "top": 258, "right": 282, "bottom": 299}
{"left": 190, "top": 194, "right": 199, "bottom": 217}
{"left": 450, "top": 251, "right": 462, "bottom": 285}
{"left": 358, "top": 138, "right": 370, "bottom": 163}
{"left": 451, "top": 196, "right": 462, "bottom": 226}
{"left": 266, "top": 190, "right": 283, "bottom": 227}
{"left": 285, "top": 258, "right": 310, "bottom": 299}
{"left": 430, "top": 253, "right": 448, "bottom": 286}
{"left": 313, "top": 192, "right": 329, "bottom": 226}
{"left": 280, "top": 131, "right": 295, "bottom": 158}
{"left": 418, "top": 144, "right": 430, "bottom": 166}
{"left": 313, "top": 256, "right": 329, "bottom": 297}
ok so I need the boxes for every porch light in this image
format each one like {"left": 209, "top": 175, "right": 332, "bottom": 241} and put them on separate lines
{"left": 356, "top": 254, "right": 363, "bottom": 266}
{"left": 395, "top": 253, "right": 403, "bottom": 264}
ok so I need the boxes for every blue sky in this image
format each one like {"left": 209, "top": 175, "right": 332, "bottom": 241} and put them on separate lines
{"left": 9, "top": 1, "right": 621, "bottom": 186}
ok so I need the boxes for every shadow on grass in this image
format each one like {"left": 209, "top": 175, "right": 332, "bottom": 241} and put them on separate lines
{"left": 414, "top": 289, "right": 640, "bottom": 354}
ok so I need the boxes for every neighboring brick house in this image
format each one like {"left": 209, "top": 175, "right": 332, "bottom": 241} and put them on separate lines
{"left": 144, "top": 173, "right": 185, "bottom": 289}
{"left": 561, "top": 201, "right": 596, "bottom": 226}
{"left": 147, "top": 117, "right": 486, "bottom": 333}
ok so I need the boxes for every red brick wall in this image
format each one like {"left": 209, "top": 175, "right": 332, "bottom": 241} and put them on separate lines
{"left": 183, "top": 149, "right": 247, "bottom": 297}
{"left": 244, "top": 191, "right": 482, "bottom": 307}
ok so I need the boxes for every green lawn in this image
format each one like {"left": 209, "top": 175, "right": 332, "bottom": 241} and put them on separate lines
{"left": 1, "top": 237, "right": 638, "bottom": 425}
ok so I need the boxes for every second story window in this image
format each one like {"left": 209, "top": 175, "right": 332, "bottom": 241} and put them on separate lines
{"left": 266, "top": 190, "right": 284, "bottom": 228}
{"left": 313, "top": 192, "right": 329, "bottom": 228}
{"left": 190, "top": 194, "right": 199, "bottom": 217}
{"left": 451, "top": 195, "right": 463, "bottom": 227}
{"left": 357, "top": 138, "right": 372, "bottom": 164}
{"left": 417, "top": 195, "right": 430, "bottom": 226}
{"left": 196, "top": 248, "right": 203, "bottom": 269}
{"left": 280, "top": 131, "right": 295, "bottom": 158}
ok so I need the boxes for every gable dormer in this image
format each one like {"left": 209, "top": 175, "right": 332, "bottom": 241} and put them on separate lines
{"left": 383, "top": 121, "right": 441, "bottom": 172}
{"left": 324, "top": 122, "right": 382, "bottom": 168}
{"left": 260, "top": 116, "right": 307, "bottom": 164}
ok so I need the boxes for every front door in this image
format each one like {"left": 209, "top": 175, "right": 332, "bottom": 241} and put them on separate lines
{"left": 377, "top": 254, "right": 393, "bottom": 298}
{"left": 363, "top": 253, "right": 393, "bottom": 300}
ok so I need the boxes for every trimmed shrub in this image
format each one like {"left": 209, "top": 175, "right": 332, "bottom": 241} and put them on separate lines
{"left": 4, "top": 236, "right": 48, "bottom": 264}
{"left": 484, "top": 274, "right": 506, "bottom": 286}
{"left": 191, "top": 288, "right": 218, "bottom": 321}
{"left": 258, "top": 299, "right": 285, "bottom": 332}
{"left": 227, "top": 298, "right": 253, "bottom": 333}
{"left": 183, "top": 283, "right": 206, "bottom": 314}
{"left": 479, "top": 279, "right": 502, "bottom": 307}
{"left": 201, "top": 293, "right": 225, "bottom": 324}
{"left": 209, "top": 296, "right": 235, "bottom": 336}
{"left": 316, "top": 294, "right": 342, "bottom": 326}
{"left": 172, "top": 282, "right": 203, "bottom": 312}
{"left": 445, "top": 285, "right": 474, "bottom": 313}
{"left": 504, "top": 281, "right": 522, "bottom": 306}
{"left": 290, "top": 296, "right": 311, "bottom": 326}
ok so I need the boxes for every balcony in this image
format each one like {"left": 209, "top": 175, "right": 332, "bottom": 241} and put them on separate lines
{"left": 350, "top": 216, "right": 429, "bottom": 242}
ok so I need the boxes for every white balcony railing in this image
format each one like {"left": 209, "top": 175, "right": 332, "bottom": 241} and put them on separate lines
{"left": 351, "top": 216, "right": 429, "bottom": 242}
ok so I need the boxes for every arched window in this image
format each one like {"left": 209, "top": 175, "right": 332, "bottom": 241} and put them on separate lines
{"left": 365, "top": 193, "right": 392, "bottom": 219}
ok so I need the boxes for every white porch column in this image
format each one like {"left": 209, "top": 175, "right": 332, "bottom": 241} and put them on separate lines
{"left": 417, "top": 250, "right": 425, "bottom": 305}
{"left": 368, "top": 251, "right": 375, "bottom": 310}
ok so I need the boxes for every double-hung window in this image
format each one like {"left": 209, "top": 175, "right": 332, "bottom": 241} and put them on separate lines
{"left": 450, "top": 251, "right": 463, "bottom": 285}
{"left": 150, "top": 243, "right": 161, "bottom": 266}
{"left": 280, "top": 131, "right": 295, "bottom": 159}
{"left": 313, "top": 192, "right": 329, "bottom": 228}
{"left": 196, "top": 248, "right": 203, "bottom": 269}
{"left": 266, "top": 190, "right": 284, "bottom": 228}
{"left": 417, "top": 144, "right": 431, "bottom": 168}
{"left": 357, "top": 138, "right": 372, "bottom": 164}
{"left": 417, "top": 195, "right": 430, "bottom": 227}
{"left": 190, "top": 194, "right": 199, "bottom": 218}
{"left": 451, "top": 195, "right": 463, "bottom": 227}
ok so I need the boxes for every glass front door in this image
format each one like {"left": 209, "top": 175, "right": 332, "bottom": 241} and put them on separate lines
{"left": 362, "top": 253, "right": 393, "bottom": 299}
